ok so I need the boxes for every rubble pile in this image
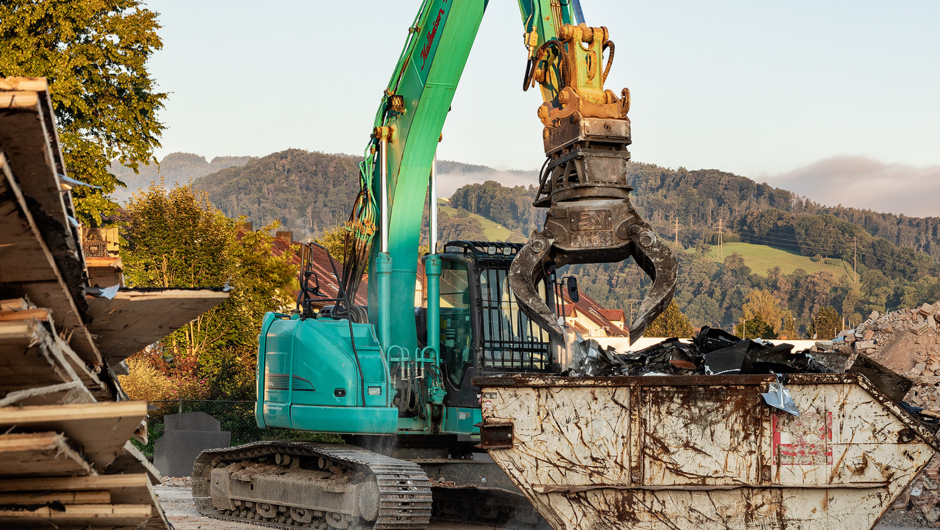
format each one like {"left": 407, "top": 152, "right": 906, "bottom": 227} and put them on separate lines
{"left": 813, "top": 301, "right": 940, "bottom": 525}
{"left": 567, "top": 327, "right": 832, "bottom": 377}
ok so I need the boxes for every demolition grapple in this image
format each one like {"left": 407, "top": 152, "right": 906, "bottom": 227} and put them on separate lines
{"left": 509, "top": 23, "right": 677, "bottom": 345}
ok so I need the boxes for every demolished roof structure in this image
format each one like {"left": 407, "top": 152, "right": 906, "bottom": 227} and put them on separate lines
{"left": 0, "top": 77, "right": 228, "bottom": 529}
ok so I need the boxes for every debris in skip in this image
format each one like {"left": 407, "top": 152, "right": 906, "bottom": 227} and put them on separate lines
{"left": 566, "top": 326, "right": 832, "bottom": 378}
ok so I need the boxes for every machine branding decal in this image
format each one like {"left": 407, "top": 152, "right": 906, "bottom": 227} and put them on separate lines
{"left": 420, "top": 5, "right": 447, "bottom": 71}
{"left": 570, "top": 209, "right": 612, "bottom": 231}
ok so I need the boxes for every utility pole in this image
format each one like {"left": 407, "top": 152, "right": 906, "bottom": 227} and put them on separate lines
{"left": 718, "top": 218, "right": 723, "bottom": 260}
{"left": 675, "top": 217, "right": 679, "bottom": 247}
{"left": 853, "top": 236, "right": 858, "bottom": 283}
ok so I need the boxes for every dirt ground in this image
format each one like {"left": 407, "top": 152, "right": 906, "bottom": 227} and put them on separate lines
{"left": 156, "top": 478, "right": 934, "bottom": 530}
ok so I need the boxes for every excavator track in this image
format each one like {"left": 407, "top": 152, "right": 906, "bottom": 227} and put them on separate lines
{"left": 193, "top": 442, "right": 432, "bottom": 529}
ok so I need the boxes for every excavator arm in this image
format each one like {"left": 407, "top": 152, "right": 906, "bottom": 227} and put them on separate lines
{"left": 343, "top": 0, "right": 676, "bottom": 363}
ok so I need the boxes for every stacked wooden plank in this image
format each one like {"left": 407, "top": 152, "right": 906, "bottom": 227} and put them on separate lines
{"left": 0, "top": 77, "right": 174, "bottom": 529}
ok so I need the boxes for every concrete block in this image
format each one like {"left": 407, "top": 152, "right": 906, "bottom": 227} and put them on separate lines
{"left": 154, "top": 412, "right": 230, "bottom": 478}
{"left": 154, "top": 430, "right": 230, "bottom": 478}
{"left": 164, "top": 411, "right": 220, "bottom": 432}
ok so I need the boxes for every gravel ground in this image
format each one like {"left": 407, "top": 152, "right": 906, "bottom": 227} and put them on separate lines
{"left": 156, "top": 478, "right": 933, "bottom": 530}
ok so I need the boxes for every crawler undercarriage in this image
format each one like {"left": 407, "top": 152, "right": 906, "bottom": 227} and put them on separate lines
{"left": 192, "top": 439, "right": 548, "bottom": 530}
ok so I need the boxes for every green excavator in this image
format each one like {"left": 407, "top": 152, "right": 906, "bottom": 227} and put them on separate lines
{"left": 193, "top": 1, "right": 677, "bottom": 528}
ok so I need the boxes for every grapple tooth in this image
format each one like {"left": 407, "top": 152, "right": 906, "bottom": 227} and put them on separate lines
{"left": 508, "top": 234, "right": 567, "bottom": 344}
{"left": 627, "top": 229, "right": 677, "bottom": 345}
{"left": 509, "top": 207, "right": 677, "bottom": 352}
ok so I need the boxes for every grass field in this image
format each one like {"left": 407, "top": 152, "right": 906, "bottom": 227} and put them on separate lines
{"left": 693, "top": 242, "right": 852, "bottom": 278}
{"left": 438, "top": 199, "right": 523, "bottom": 242}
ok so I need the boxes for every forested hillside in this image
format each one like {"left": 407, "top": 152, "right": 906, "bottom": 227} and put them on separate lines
{"left": 448, "top": 164, "right": 940, "bottom": 335}
{"left": 192, "top": 149, "right": 502, "bottom": 239}
{"left": 185, "top": 149, "right": 940, "bottom": 336}
{"left": 194, "top": 149, "right": 361, "bottom": 236}
{"left": 109, "top": 152, "right": 253, "bottom": 203}
{"left": 450, "top": 162, "right": 940, "bottom": 260}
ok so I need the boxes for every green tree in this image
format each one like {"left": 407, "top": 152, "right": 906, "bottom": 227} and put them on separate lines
{"left": 0, "top": 0, "right": 166, "bottom": 225}
{"left": 810, "top": 306, "right": 841, "bottom": 341}
{"left": 644, "top": 300, "right": 694, "bottom": 338}
{"left": 121, "top": 184, "right": 297, "bottom": 398}
{"left": 734, "top": 316, "right": 778, "bottom": 340}
{"left": 742, "top": 289, "right": 786, "bottom": 333}
{"left": 781, "top": 312, "right": 799, "bottom": 340}
{"left": 315, "top": 222, "right": 351, "bottom": 262}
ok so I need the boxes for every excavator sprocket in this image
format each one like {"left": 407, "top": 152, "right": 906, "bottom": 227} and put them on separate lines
{"left": 193, "top": 442, "right": 432, "bottom": 529}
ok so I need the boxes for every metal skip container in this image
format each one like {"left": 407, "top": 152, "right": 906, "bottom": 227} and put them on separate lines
{"left": 473, "top": 373, "right": 940, "bottom": 530}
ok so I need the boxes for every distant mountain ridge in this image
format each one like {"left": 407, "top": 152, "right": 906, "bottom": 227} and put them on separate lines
{"left": 117, "top": 149, "right": 940, "bottom": 262}
{"left": 109, "top": 148, "right": 940, "bottom": 334}
{"left": 109, "top": 152, "right": 254, "bottom": 203}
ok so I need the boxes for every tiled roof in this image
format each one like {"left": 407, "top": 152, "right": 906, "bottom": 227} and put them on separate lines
{"left": 598, "top": 308, "right": 625, "bottom": 322}
{"left": 557, "top": 288, "right": 627, "bottom": 337}
{"left": 256, "top": 234, "right": 368, "bottom": 306}
{"left": 569, "top": 320, "right": 590, "bottom": 334}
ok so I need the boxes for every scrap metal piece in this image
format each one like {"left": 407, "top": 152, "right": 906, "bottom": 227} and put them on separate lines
{"left": 761, "top": 380, "right": 800, "bottom": 416}
{"left": 476, "top": 422, "right": 513, "bottom": 450}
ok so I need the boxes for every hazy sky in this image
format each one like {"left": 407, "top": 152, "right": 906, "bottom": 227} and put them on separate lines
{"left": 148, "top": 1, "right": 940, "bottom": 215}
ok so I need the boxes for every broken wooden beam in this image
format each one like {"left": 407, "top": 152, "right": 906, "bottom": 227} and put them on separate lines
{"left": 0, "top": 401, "right": 147, "bottom": 470}
{"left": 0, "top": 432, "right": 92, "bottom": 477}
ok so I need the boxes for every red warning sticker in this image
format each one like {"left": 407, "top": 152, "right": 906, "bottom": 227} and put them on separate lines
{"left": 772, "top": 411, "right": 832, "bottom": 465}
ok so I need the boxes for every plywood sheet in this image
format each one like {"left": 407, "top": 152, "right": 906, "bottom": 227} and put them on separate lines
{"left": 106, "top": 441, "right": 163, "bottom": 485}
{"left": 0, "top": 503, "right": 152, "bottom": 528}
{"left": 0, "top": 473, "right": 168, "bottom": 529}
{"left": 86, "top": 288, "right": 229, "bottom": 363}
{"left": 0, "top": 490, "right": 110, "bottom": 504}
{"left": 0, "top": 432, "right": 92, "bottom": 477}
{"left": 0, "top": 401, "right": 147, "bottom": 470}
{"left": 0, "top": 154, "right": 60, "bottom": 284}
{"left": 0, "top": 152, "right": 102, "bottom": 368}
{"left": 0, "top": 78, "right": 68, "bottom": 229}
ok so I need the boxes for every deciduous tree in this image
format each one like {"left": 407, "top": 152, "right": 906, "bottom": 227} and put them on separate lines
{"left": 810, "top": 306, "right": 841, "bottom": 341}
{"left": 120, "top": 184, "right": 297, "bottom": 398}
{"left": 734, "top": 316, "right": 777, "bottom": 340}
{"left": 742, "top": 289, "right": 786, "bottom": 333}
{"left": 0, "top": 0, "right": 166, "bottom": 225}
{"left": 644, "top": 300, "right": 694, "bottom": 338}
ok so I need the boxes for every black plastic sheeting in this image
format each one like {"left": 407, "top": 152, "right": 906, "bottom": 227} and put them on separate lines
{"left": 566, "top": 326, "right": 832, "bottom": 377}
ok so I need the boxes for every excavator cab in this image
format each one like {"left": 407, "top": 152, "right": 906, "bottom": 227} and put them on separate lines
{"left": 419, "top": 241, "right": 557, "bottom": 410}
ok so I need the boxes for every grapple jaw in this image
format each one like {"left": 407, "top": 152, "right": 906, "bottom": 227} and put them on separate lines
{"left": 509, "top": 202, "right": 676, "bottom": 347}
{"left": 509, "top": 113, "right": 677, "bottom": 349}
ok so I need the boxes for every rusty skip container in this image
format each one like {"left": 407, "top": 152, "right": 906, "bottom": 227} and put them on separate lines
{"left": 473, "top": 373, "right": 940, "bottom": 530}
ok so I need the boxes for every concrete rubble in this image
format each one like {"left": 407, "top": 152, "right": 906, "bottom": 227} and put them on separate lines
{"left": 812, "top": 301, "right": 940, "bottom": 526}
